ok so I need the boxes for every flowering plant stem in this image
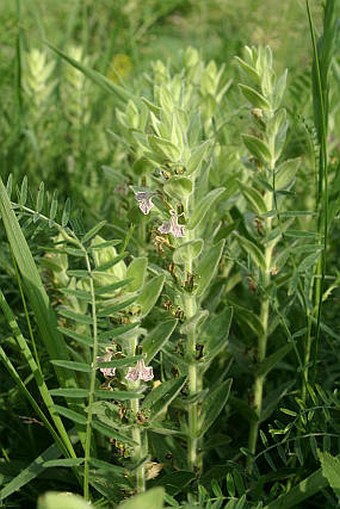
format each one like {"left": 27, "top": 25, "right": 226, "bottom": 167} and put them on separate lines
{"left": 183, "top": 195, "right": 201, "bottom": 473}
{"left": 248, "top": 119, "right": 278, "bottom": 455}
{"left": 128, "top": 334, "right": 146, "bottom": 493}
{"left": 248, "top": 192, "right": 274, "bottom": 455}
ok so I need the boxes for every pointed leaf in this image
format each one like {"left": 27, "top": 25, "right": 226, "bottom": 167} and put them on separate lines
{"left": 187, "top": 188, "right": 225, "bottom": 230}
{"left": 196, "top": 239, "right": 225, "bottom": 296}
{"left": 239, "top": 84, "right": 271, "bottom": 109}
{"left": 81, "top": 220, "right": 107, "bottom": 244}
{"left": 199, "top": 378, "right": 232, "bottom": 437}
{"left": 173, "top": 239, "right": 204, "bottom": 264}
{"left": 126, "top": 257, "right": 148, "bottom": 292}
{"left": 136, "top": 275, "right": 165, "bottom": 318}
{"left": 242, "top": 133, "right": 271, "bottom": 162}
{"left": 142, "top": 318, "right": 178, "bottom": 362}
{"left": 235, "top": 233, "right": 266, "bottom": 271}
{"left": 142, "top": 377, "right": 186, "bottom": 421}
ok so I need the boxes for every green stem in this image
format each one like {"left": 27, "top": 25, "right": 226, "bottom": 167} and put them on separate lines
{"left": 128, "top": 333, "right": 145, "bottom": 493}
{"left": 83, "top": 249, "right": 98, "bottom": 501}
{"left": 182, "top": 194, "right": 201, "bottom": 472}
{"left": 249, "top": 179, "right": 274, "bottom": 456}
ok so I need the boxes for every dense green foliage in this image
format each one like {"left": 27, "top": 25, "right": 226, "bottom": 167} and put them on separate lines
{"left": 0, "top": 1, "right": 339, "bottom": 508}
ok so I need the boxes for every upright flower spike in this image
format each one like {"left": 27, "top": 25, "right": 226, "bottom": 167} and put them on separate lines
{"left": 125, "top": 359, "right": 154, "bottom": 382}
{"left": 134, "top": 191, "right": 155, "bottom": 215}
{"left": 96, "top": 347, "right": 116, "bottom": 378}
{"left": 158, "top": 210, "right": 185, "bottom": 238}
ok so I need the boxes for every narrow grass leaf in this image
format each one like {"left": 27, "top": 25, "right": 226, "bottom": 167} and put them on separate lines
{"left": 46, "top": 40, "right": 132, "bottom": 103}
{"left": 0, "top": 178, "right": 73, "bottom": 385}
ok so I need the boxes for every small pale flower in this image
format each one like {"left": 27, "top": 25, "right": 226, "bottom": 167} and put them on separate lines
{"left": 125, "top": 359, "right": 154, "bottom": 382}
{"left": 96, "top": 347, "right": 116, "bottom": 378}
{"left": 158, "top": 210, "right": 185, "bottom": 238}
{"left": 135, "top": 191, "right": 155, "bottom": 215}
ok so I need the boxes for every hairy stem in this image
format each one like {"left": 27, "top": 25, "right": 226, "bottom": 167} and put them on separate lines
{"left": 128, "top": 333, "right": 145, "bottom": 493}
{"left": 183, "top": 195, "right": 201, "bottom": 472}
{"left": 249, "top": 176, "right": 275, "bottom": 456}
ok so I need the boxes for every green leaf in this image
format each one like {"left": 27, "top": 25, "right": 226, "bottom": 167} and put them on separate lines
{"left": 234, "top": 56, "right": 259, "bottom": 81}
{"left": 318, "top": 451, "right": 340, "bottom": 502}
{"left": 196, "top": 239, "right": 225, "bottom": 296}
{"left": 49, "top": 190, "right": 58, "bottom": 224}
{"left": 239, "top": 181, "right": 267, "bottom": 215}
{"left": 148, "top": 135, "right": 180, "bottom": 161}
{"left": 92, "top": 420, "right": 135, "bottom": 444}
{"left": 38, "top": 491, "right": 91, "bottom": 509}
{"left": 94, "top": 390, "right": 143, "bottom": 400}
{"left": 81, "top": 220, "right": 107, "bottom": 244}
{"left": 61, "top": 198, "right": 71, "bottom": 227}
{"left": 186, "top": 140, "right": 212, "bottom": 175}
{"left": 263, "top": 468, "right": 328, "bottom": 509}
{"left": 180, "top": 310, "right": 209, "bottom": 337}
{"left": 0, "top": 178, "right": 73, "bottom": 387}
{"left": 50, "top": 360, "right": 92, "bottom": 373}
{"left": 95, "top": 279, "right": 131, "bottom": 295}
{"left": 199, "top": 378, "right": 232, "bottom": 437}
{"left": 164, "top": 176, "right": 193, "bottom": 198}
{"left": 235, "top": 233, "right": 266, "bottom": 271}
{"left": 118, "top": 487, "right": 165, "bottom": 509}
{"left": 242, "top": 133, "right": 271, "bottom": 162}
{"left": 142, "top": 377, "right": 186, "bottom": 421}
{"left": 256, "top": 344, "right": 292, "bottom": 377}
{"left": 57, "top": 307, "right": 93, "bottom": 325}
{"left": 154, "top": 472, "right": 195, "bottom": 497}
{"left": 52, "top": 405, "right": 87, "bottom": 425}
{"left": 203, "top": 307, "right": 233, "bottom": 366}
{"left": 43, "top": 458, "right": 84, "bottom": 468}
{"left": 46, "top": 40, "right": 131, "bottom": 103}
{"left": 0, "top": 431, "right": 78, "bottom": 503}
{"left": 142, "top": 318, "right": 178, "bottom": 362}
{"left": 136, "top": 275, "right": 165, "bottom": 318}
{"left": 57, "top": 326, "right": 92, "bottom": 346}
{"left": 36, "top": 181, "right": 45, "bottom": 213}
{"left": 187, "top": 188, "right": 225, "bottom": 230}
{"left": 173, "top": 239, "right": 204, "bottom": 264}
{"left": 238, "top": 83, "right": 271, "bottom": 109}
{"left": 19, "top": 175, "right": 28, "bottom": 205}
{"left": 50, "top": 389, "right": 89, "bottom": 399}
{"left": 275, "top": 158, "right": 301, "bottom": 190}
{"left": 97, "top": 295, "right": 137, "bottom": 317}
{"left": 126, "top": 257, "right": 148, "bottom": 292}
{"left": 298, "top": 251, "right": 322, "bottom": 272}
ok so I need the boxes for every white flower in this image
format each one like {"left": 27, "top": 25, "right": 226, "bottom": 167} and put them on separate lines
{"left": 158, "top": 210, "right": 185, "bottom": 238}
{"left": 135, "top": 191, "right": 155, "bottom": 215}
{"left": 125, "top": 359, "right": 154, "bottom": 382}
{"left": 96, "top": 347, "right": 116, "bottom": 378}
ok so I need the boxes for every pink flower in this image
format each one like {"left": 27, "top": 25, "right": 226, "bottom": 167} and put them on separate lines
{"left": 125, "top": 359, "right": 154, "bottom": 382}
{"left": 158, "top": 210, "right": 185, "bottom": 238}
{"left": 135, "top": 191, "right": 155, "bottom": 215}
{"left": 96, "top": 347, "right": 116, "bottom": 378}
